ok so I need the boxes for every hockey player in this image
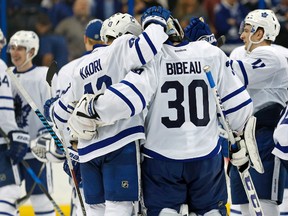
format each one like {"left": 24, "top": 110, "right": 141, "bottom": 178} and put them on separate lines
{"left": 51, "top": 7, "right": 170, "bottom": 216}
{"left": 229, "top": 40, "right": 288, "bottom": 216}
{"left": 227, "top": 9, "right": 288, "bottom": 215}
{"left": 46, "top": 18, "right": 104, "bottom": 216}
{"left": 7, "top": 30, "right": 56, "bottom": 216}
{"left": 0, "top": 28, "right": 30, "bottom": 215}
{"left": 68, "top": 15, "right": 254, "bottom": 216}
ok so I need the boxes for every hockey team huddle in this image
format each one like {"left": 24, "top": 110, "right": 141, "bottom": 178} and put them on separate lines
{"left": 0, "top": 5, "right": 288, "bottom": 216}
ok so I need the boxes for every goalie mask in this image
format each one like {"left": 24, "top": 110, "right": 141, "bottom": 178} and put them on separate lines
{"left": 166, "top": 16, "right": 184, "bottom": 43}
{"left": 31, "top": 133, "right": 65, "bottom": 163}
{"left": 100, "top": 13, "right": 142, "bottom": 44}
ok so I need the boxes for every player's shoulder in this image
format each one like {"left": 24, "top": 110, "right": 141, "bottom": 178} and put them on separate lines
{"left": 230, "top": 45, "right": 245, "bottom": 59}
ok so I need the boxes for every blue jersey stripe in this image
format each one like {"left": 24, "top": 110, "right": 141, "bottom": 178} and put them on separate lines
{"left": 224, "top": 98, "right": 252, "bottom": 115}
{"left": 142, "top": 142, "right": 221, "bottom": 162}
{"left": 121, "top": 80, "right": 146, "bottom": 110}
{"left": 58, "top": 100, "right": 72, "bottom": 114}
{"left": 142, "top": 32, "right": 157, "bottom": 55}
{"left": 275, "top": 142, "right": 288, "bottom": 153}
{"left": 0, "top": 96, "right": 14, "bottom": 100}
{"left": 109, "top": 86, "right": 135, "bottom": 116}
{"left": 236, "top": 60, "right": 249, "bottom": 88}
{"left": 135, "top": 38, "right": 146, "bottom": 65}
{"left": 221, "top": 86, "right": 246, "bottom": 103}
{"left": 78, "top": 126, "right": 144, "bottom": 155}
{"left": 54, "top": 112, "right": 67, "bottom": 123}
{"left": 0, "top": 107, "right": 14, "bottom": 110}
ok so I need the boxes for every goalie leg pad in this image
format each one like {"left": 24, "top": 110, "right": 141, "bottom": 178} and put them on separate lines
{"left": 244, "top": 116, "right": 264, "bottom": 174}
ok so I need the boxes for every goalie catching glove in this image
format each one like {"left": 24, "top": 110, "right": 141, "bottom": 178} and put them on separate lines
{"left": 230, "top": 116, "right": 264, "bottom": 173}
{"left": 68, "top": 94, "right": 107, "bottom": 140}
{"left": 30, "top": 133, "right": 65, "bottom": 163}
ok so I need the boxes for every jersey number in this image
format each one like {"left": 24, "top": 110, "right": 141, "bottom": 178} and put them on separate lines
{"left": 161, "top": 80, "right": 210, "bottom": 128}
{"left": 83, "top": 75, "right": 112, "bottom": 94}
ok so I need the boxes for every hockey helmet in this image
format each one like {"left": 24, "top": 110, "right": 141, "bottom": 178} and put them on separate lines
{"left": 0, "top": 28, "right": 6, "bottom": 49}
{"left": 8, "top": 30, "right": 39, "bottom": 59}
{"left": 100, "top": 13, "right": 142, "bottom": 43}
{"left": 243, "top": 9, "right": 280, "bottom": 42}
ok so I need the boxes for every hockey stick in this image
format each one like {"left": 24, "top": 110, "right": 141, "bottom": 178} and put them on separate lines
{"left": 5, "top": 67, "right": 87, "bottom": 216}
{"left": 16, "top": 163, "right": 45, "bottom": 206}
{"left": 46, "top": 61, "right": 58, "bottom": 87}
{"left": 0, "top": 127, "right": 63, "bottom": 215}
{"left": 203, "top": 65, "right": 264, "bottom": 216}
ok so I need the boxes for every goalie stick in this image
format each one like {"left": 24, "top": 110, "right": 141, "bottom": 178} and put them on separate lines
{"left": 5, "top": 67, "right": 87, "bottom": 216}
{"left": 203, "top": 65, "right": 264, "bottom": 216}
{"left": 0, "top": 127, "right": 63, "bottom": 215}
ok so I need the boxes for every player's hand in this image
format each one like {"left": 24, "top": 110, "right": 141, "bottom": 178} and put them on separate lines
{"left": 63, "top": 147, "right": 81, "bottom": 183}
{"left": 141, "top": 6, "right": 171, "bottom": 30}
{"left": 44, "top": 96, "right": 59, "bottom": 122}
{"left": 184, "top": 17, "right": 217, "bottom": 45}
{"left": 68, "top": 94, "right": 102, "bottom": 140}
{"left": 6, "top": 130, "right": 30, "bottom": 165}
{"left": 230, "top": 135, "right": 249, "bottom": 167}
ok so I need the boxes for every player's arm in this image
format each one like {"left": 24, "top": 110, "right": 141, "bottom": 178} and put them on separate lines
{"left": 67, "top": 63, "right": 157, "bottom": 140}
{"left": 217, "top": 50, "right": 253, "bottom": 133}
{"left": 113, "top": 6, "right": 170, "bottom": 70}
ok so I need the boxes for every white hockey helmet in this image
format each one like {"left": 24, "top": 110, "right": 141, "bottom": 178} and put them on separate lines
{"left": 0, "top": 28, "right": 6, "bottom": 49}
{"left": 8, "top": 30, "right": 39, "bottom": 59}
{"left": 244, "top": 9, "right": 280, "bottom": 42}
{"left": 100, "top": 13, "right": 142, "bottom": 43}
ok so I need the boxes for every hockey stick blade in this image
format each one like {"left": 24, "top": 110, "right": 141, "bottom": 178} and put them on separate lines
{"left": 46, "top": 61, "right": 58, "bottom": 87}
{"left": 217, "top": 35, "right": 226, "bottom": 48}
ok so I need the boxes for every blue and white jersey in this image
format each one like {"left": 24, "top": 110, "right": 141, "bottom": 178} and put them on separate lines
{"left": 53, "top": 24, "right": 168, "bottom": 162}
{"left": 0, "top": 61, "right": 19, "bottom": 144}
{"left": 10, "top": 66, "right": 51, "bottom": 140}
{"left": 230, "top": 44, "right": 288, "bottom": 60}
{"left": 94, "top": 41, "right": 253, "bottom": 161}
{"left": 229, "top": 45, "right": 288, "bottom": 113}
{"left": 273, "top": 106, "right": 288, "bottom": 161}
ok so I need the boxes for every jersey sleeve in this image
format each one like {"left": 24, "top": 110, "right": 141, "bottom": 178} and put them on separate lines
{"left": 273, "top": 106, "right": 288, "bottom": 161}
{"left": 0, "top": 68, "right": 19, "bottom": 136}
{"left": 110, "top": 24, "right": 168, "bottom": 71}
{"left": 95, "top": 62, "right": 158, "bottom": 123}
{"left": 217, "top": 51, "right": 253, "bottom": 132}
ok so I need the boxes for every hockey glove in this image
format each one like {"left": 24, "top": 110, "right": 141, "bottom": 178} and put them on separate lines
{"left": 184, "top": 17, "right": 217, "bottom": 45}
{"left": 6, "top": 130, "right": 30, "bottom": 165}
{"left": 63, "top": 147, "right": 81, "bottom": 183}
{"left": 141, "top": 6, "right": 171, "bottom": 30}
{"left": 44, "top": 96, "right": 59, "bottom": 122}
{"left": 230, "top": 134, "right": 249, "bottom": 167}
{"left": 68, "top": 94, "right": 104, "bottom": 140}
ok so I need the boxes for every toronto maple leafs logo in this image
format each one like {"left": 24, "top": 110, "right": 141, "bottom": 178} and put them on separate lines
{"left": 14, "top": 94, "right": 31, "bottom": 128}
{"left": 261, "top": 12, "right": 268, "bottom": 18}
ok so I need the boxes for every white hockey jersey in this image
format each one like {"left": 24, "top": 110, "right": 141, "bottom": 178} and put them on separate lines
{"left": 11, "top": 66, "right": 51, "bottom": 140}
{"left": 273, "top": 105, "right": 288, "bottom": 161}
{"left": 229, "top": 46, "right": 288, "bottom": 113}
{"left": 95, "top": 41, "right": 253, "bottom": 161}
{"left": 0, "top": 60, "right": 19, "bottom": 144}
{"left": 53, "top": 24, "right": 168, "bottom": 162}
